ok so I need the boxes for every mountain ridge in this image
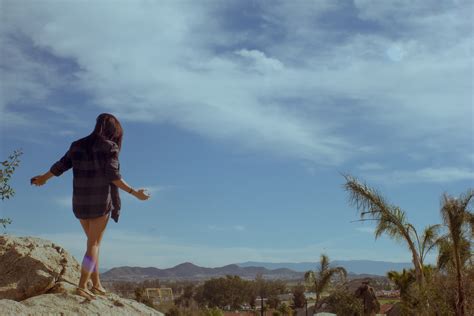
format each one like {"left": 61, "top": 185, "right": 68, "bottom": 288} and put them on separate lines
{"left": 102, "top": 259, "right": 413, "bottom": 281}
{"left": 237, "top": 260, "right": 413, "bottom": 275}
{"left": 102, "top": 263, "right": 302, "bottom": 281}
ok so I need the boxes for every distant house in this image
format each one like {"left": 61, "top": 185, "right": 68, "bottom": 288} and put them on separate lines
{"left": 145, "top": 287, "right": 174, "bottom": 304}
{"left": 275, "top": 292, "right": 316, "bottom": 304}
{"left": 254, "top": 296, "right": 267, "bottom": 308}
{"left": 277, "top": 293, "right": 293, "bottom": 301}
{"left": 375, "top": 289, "right": 400, "bottom": 298}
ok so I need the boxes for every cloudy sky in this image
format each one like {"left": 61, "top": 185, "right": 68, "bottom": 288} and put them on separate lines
{"left": 1, "top": 0, "right": 472, "bottom": 269}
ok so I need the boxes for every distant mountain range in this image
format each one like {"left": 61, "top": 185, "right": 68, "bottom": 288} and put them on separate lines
{"left": 237, "top": 260, "right": 413, "bottom": 276}
{"left": 102, "top": 262, "right": 302, "bottom": 281}
{"left": 102, "top": 260, "right": 412, "bottom": 282}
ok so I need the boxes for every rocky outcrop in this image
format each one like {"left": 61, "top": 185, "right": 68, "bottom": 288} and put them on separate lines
{"left": 0, "top": 292, "right": 162, "bottom": 315}
{"left": 0, "top": 235, "right": 163, "bottom": 315}
{"left": 0, "top": 235, "right": 81, "bottom": 301}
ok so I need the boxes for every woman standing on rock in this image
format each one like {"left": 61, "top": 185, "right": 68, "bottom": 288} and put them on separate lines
{"left": 31, "top": 113, "right": 150, "bottom": 300}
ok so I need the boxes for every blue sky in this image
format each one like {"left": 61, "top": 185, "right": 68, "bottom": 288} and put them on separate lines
{"left": 1, "top": 0, "right": 472, "bottom": 269}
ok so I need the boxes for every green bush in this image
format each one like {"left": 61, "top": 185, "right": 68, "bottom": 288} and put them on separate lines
{"left": 0, "top": 149, "right": 22, "bottom": 230}
{"left": 325, "top": 289, "right": 363, "bottom": 316}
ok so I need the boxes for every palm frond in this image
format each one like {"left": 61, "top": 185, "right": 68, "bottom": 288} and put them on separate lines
{"left": 459, "top": 189, "right": 474, "bottom": 212}
{"left": 319, "top": 254, "right": 330, "bottom": 275}
{"left": 386, "top": 269, "right": 415, "bottom": 293}
{"left": 344, "top": 175, "right": 411, "bottom": 246}
{"left": 329, "top": 267, "right": 347, "bottom": 281}
{"left": 420, "top": 224, "right": 441, "bottom": 260}
{"left": 344, "top": 174, "right": 425, "bottom": 284}
{"left": 441, "top": 193, "right": 466, "bottom": 245}
{"left": 344, "top": 175, "right": 391, "bottom": 220}
{"left": 437, "top": 235, "right": 472, "bottom": 271}
{"left": 304, "top": 271, "right": 315, "bottom": 283}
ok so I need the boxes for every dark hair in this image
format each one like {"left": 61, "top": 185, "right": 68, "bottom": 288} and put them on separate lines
{"left": 83, "top": 113, "right": 123, "bottom": 153}
{"left": 92, "top": 113, "right": 123, "bottom": 150}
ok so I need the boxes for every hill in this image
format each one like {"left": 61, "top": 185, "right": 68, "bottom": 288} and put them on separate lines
{"left": 101, "top": 259, "right": 405, "bottom": 282}
{"left": 237, "top": 260, "right": 413, "bottom": 276}
{"left": 102, "top": 262, "right": 302, "bottom": 281}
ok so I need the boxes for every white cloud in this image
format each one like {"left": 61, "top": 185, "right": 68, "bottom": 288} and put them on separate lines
{"left": 355, "top": 226, "right": 376, "bottom": 234}
{"left": 56, "top": 130, "right": 76, "bottom": 137}
{"left": 1, "top": 1, "right": 472, "bottom": 165}
{"left": 357, "top": 162, "right": 384, "bottom": 171}
{"left": 144, "top": 185, "right": 174, "bottom": 194}
{"left": 386, "top": 44, "right": 407, "bottom": 62}
{"left": 120, "top": 184, "right": 173, "bottom": 202}
{"left": 235, "top": 49, "right": 284, "bottom": 72}
{"left": 468, "top": 154, "right": 474, "bottom": 164}
{"left": 233, "top": 225, "right": 246, "bottom": 232}
{"left": 366, "top": 167, "right": 474, "bottom": 184}
{"left": 207, "top": 225, "right": 222, "bottom": 231}
{"left": 54, "top": 196, "right": 72, "bottom": 208}
{"left": 0, "top": 111, "right": 30, "bottom": 128}
{"left": 208, "top": 224, "right": 246, "bottom": 232}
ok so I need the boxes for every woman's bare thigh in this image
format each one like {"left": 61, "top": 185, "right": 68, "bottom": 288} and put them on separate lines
{"left": 88, "top": 212, "right": 110, "bottom": 244}
{"left": 79, "top": 219, "right": 90, "bottom": 238}
{"left": 80, "top": 212, "right": 110, "bottom": 244}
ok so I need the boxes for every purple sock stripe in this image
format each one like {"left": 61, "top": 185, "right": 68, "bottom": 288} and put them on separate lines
{"left": 82, "top": 255, "right": 96, "bottom": 273}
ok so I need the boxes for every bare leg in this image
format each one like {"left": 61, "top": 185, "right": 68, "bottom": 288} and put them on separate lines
{"left": 78, "top": 219, "right": 90, "bottom": 290}
{"left": 91, "top": 245, "right": 104, "bottom": 290}
{"left": 78, "top": 212, "right": 110, "bottom": 290}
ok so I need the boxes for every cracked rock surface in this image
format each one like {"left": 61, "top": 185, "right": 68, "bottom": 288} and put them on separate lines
{"left": 0, "top": 235, "right": 163, "bottom": 315}
{"left": 0, "top": 235, "right": 80, "bottom": 301}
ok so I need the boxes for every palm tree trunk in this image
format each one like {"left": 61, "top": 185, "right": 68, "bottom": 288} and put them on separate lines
{"left": 407, "top": 237, "right": 424, "bottom": 286}
{"left": 453, "top": 245, "right": 465, "bottom": 316}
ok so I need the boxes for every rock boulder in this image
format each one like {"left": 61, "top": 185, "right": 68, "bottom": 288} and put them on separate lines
{"left": 0, "top": 235, "right": 81, "bottom": 301}
{"left": 0, "top": 235, "right": 163, "bottom": 315}
{"left": 0, "top": 292, "right": 162, "bottom": 315}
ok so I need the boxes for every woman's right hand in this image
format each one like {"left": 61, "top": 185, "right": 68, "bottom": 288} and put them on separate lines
{"left": 133, "top": 189, "right": 150, "bottom": 201}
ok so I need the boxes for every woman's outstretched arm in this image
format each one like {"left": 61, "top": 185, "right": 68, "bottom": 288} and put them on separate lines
{"left": 31, "top": 147, "right": 72, "bottom": 186}
{"left": 112, "top": 178, "right": 150, "bottom": 200}
{"left": 31, "top": 171, "right": 55, "bottom": 186}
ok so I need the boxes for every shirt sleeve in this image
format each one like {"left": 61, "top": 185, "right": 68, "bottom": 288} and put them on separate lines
{"left": 105, "top": 142, "right": 122, "bottom": 182}
{"left": 50, "top": 146, "right": 73, "bottom": 176}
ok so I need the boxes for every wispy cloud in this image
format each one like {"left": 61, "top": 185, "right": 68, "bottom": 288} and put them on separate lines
{"left": 208, "top": 224, "right": 246, "bottom": 232}
{"left": 54, "top": 196, "right": 72, "bottom": 208}
{"left": 2, "top": 1, "right": 470, "bottom": 166}
{"left": 357, "top": 162, "right": 384, "bottom": 171}
{"left": 355, "top": 226, "right": 376, "bottom": 234}
{"left": 120, "top": 184, "right": 174, "bottom": 201}
{"left": 235, "top": 49, "right": 284, "bottom": 72}
{"left": 145, "top": 185, "right": 175, "bottom": 194}
{"left": 233, "top": 225, "right": 246, "bottom": 232}
{"left": 366, "top": 167, "right": 474, "bottom": 184}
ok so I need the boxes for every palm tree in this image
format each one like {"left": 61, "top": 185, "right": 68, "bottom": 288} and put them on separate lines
{"left": 304, "top": 254, "right": 347, "bottom": 304}
{"left": 439, "top": 190, "right": 473, "bottom": 316}
{"left": 343, "top": 175, "right": 441, "bottom": 286}
{"left": 437, "top": 236, "right": 471, "bottom": 272}
{"left": 387, "top": 269, "right": 415, "bottom": 300}
{"left": 409, "top": 224, "right": 441, "bottom": 268}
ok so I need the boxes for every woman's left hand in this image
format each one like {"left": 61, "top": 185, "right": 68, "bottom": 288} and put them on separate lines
{"left": 31, "top": 175, "right": 47, "bottom": 186}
